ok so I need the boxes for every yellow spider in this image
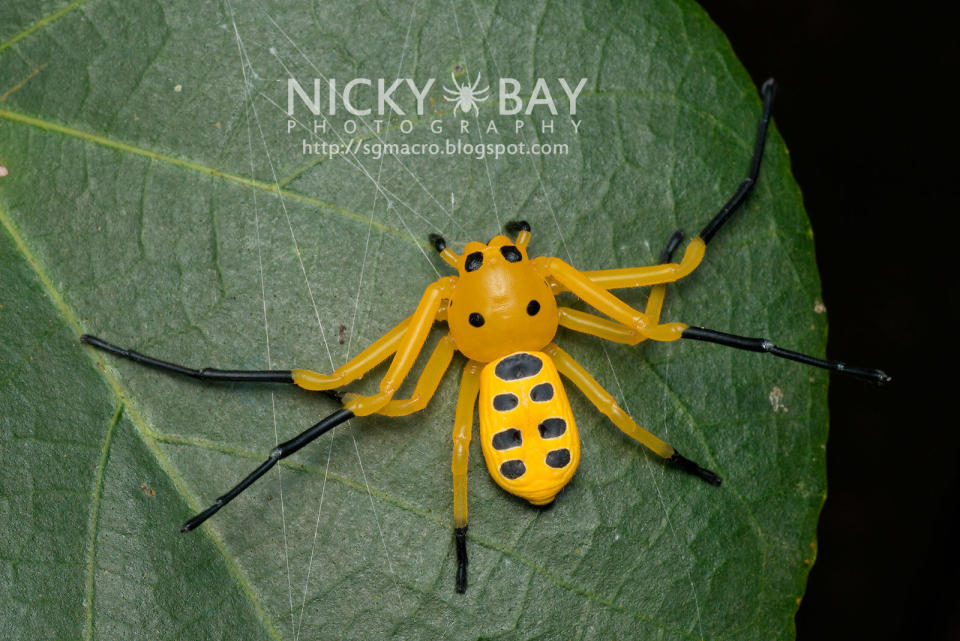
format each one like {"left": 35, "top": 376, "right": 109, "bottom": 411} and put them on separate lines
{"left": 80, "top": 78, "right": 888, "bottom": 593}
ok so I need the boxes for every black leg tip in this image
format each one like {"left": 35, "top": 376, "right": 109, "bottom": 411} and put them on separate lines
{"left": 428, "top": 233, "right": 446, "bottom": 253}
{"left": 659, "top": 229, "right": 685, "bottom": 263}
{"left": 761, "top": 78, "right": 777, "bottom": 100}
{"left": 505, "top": 220, "right": 531, "bottom": 234}
{"left": 454, "top": 526, "right": 468, "bottom": 594}
{"left": 669, "top": 451, "right": 722, "bottom": 486}
{"left": 80, "top": 334, "right": 105, "bottom": 347}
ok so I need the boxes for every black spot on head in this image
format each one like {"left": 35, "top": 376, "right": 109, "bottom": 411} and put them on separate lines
{"left": 526, "top": 299, "right": 540, "bottom": 316}
{"left": 538, "top": 418, "right": 567, "bottom": 439}
{"left": 545, "top": 448, "right": 571, "bottom": 468}
{"left": 494, "top": 353, "right": 543, "bottom": 381}
{"left": 500, "top": 459, "right": 526, "bottom": 479}
{"left": 530, "top": 383, "right": 554, "bottom": 402}
{"left": 500, "top": 245, "right": 522, "bottom": 262}
{"left": 505, "top": 220, "right": 531, "bottom": 233}
{"left": 469, "top": 312, "right": 485, "bottom": 327}
{"left": 493, "top": 393, "right": 519, "bottom": 412}
{"left": 465, "top": 251, "right": 484, "bottom": 272}
{"left": 492, "top": 428, "right": 522, "bottom": 450}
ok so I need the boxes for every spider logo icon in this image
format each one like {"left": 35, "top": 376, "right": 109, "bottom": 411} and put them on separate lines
{"left": 442, "top": 71, "right": 491, "bottom": 115}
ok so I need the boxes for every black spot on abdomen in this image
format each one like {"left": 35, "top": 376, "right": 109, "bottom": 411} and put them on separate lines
{"left": 530, "top": 382, "right": 554, "bottom": 402}
{"left": 492, "top": 428, "right": 522, "bottom": 450}
{"left": 494, "top": 353, "right": 543, "bottom": 381}
{"left": 492, "top": 393, "right": 519, "bottom": 411}
{"left": 538, "top": 418, "right": 567, "bottom": 439}
{"left": 500, "top": 459, "right": 526, "bottom": 479}
{"left": 545, "top": 448, "right": 571, "bottom": 468}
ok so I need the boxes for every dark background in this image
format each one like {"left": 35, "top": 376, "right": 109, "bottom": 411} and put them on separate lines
{"left": 696, "top": 2, "right": 959, "bottom": 639}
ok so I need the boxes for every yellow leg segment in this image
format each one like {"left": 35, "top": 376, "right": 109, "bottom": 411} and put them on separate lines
{"left": 545, "top": 258, "right": 689, "bottom": 341}
{"left": 544, "top": 343, "right": 674, "bottom": 459}
{"left": 558, "top": 307, "right": 642, "bottom": 344}
{"left": 378, "top": 334, "right": 457, "bottom": 417}
{"left": 291, "top": 316, "right": 412, "bottom": 391}
{"left": 556, "top": 281, "right": 671, "bottom": 345}
{"left": 344, "top": 277, "right": 456, "bottom": 416}
{"left": 451, "top": 360, "right": 482, "bottom": 593}
{"left": 562, "top": 236, "right": 707, "bottom": 292}
{"left": 646, "top": 284, "right": 668, "bottom": 322}
{"left": 452, "top": 360, "right": 482, "bottom": 528}
{"left": 544, "top": 257, "right": 652, "bottom": 329}
{"left": 438, "top": 247, "right": 459, "bottom": 268}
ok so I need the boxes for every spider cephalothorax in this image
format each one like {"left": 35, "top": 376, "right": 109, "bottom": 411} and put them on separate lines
{"left": 442, "top": 230, "right": 559, "bottom": 362}
{"left": 81, "top": 78, "right": 889, "bottom": 595}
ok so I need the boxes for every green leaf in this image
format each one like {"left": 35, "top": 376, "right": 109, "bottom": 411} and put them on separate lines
{"left": 0, "top": 0, "right": 827, "bottom": 639}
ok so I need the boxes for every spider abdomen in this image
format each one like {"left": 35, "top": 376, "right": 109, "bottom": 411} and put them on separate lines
{"left": 478, "top": 350, "right": 581, "bottom": 505}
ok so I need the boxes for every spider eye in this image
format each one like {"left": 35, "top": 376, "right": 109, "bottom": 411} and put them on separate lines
{"left": 465, "top": 252, "right": 483, "bottom": 272}
{"left": 526, "top": 300, "right": 540, "bottom": 316}
{"left": 500, "top": 246, "right": 522, "bottom": 262}
{"left": 469, "top": 312, "right": 485, "bottom": 327}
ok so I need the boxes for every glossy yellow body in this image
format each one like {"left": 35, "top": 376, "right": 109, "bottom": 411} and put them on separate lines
{"left": 288, "top": 228, "right": 709, "bottom": 526}
{"left": 478, "top": 351, "right": 580, "bottom": 505}
{"left": 447, "top": 235, "right": 559, "bottom": 363}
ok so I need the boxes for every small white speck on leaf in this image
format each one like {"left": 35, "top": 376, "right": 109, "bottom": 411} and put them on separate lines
{"left": 814, "top": 300, "right": 826, "bottom": 314}
{"left": 174, "top": 84, "right": 182, "bottom": 92}
{"left": 769, "top": 386, "right": 789, "bottom": 413}
{"left": 0, "top": 165, "right": 8, "bottom": 177}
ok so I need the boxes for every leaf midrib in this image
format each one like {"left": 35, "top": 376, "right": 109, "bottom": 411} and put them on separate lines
{"left": 0, "top": 203, "right": 285, "bottom": 641}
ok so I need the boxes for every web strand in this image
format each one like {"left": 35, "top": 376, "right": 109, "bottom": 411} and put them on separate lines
{"left": 225, "top": 1, "right": 296, "bottom": 634}
{"left": 288, "top": 2, "right": 421, "bottom": 629}
{"left": 263, "top": 11, "right": 461, "bottom": 233}
{"left": 450, "top": 0, "right": 502, "bottom": 233}
{"left": 463, "top": 2, "right": 705, "bottom": 636}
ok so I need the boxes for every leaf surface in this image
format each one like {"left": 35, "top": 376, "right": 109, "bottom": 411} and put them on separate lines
{"left": 0, "top": 1, "right": 826, "bottom": 639}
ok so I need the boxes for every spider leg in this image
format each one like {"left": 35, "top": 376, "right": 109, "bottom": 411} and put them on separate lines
{"left": 181, "top": 408, "right": 355, "bottom": 532}
{"left": 80, "top": 334, "right": 342, "bottom": 401}
{"left": 428, "top": 233, "right": 460, "bottom": 268}
{"left": 555, "top": 230, "right": 682, "bottom": 343}
{"left": 82, "top": 312, "right": 418, "bottom": 398}
{"left": 378, "top": 334, "right": 457, "bottom": 416}
{"left": 679, "top": 326, "right": 891, "bottom": 384}
{"left": 698, "top": 78, "right": 776, "bottom": 244}
{"left": 549, "top": 247, "right": 890, "bottom": 383}
{"left": 443, "top": 87, "right": 460, "bottom": 96}
{"left": 540, "top": 256, "right": 660, "bottom": 333}
{"left": 550, "top": 235, "right": 705, "bottom": 293}
{"left": 291, "top": 316, "right": 411, "bottom": 390}
{"left": 504, "top": 220, "right": 531, "bottom": 249}
{"left": 553, "top": 79, "right": 776, "bottom": 294}
{"left": 452, "top": 360, "right": 482, "bottom": 593}
{"left": 545, "top": 343, "right": 721, "bottom": 485}
{"left": 342, "top": 278, "right": 457, "bottom": 416}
